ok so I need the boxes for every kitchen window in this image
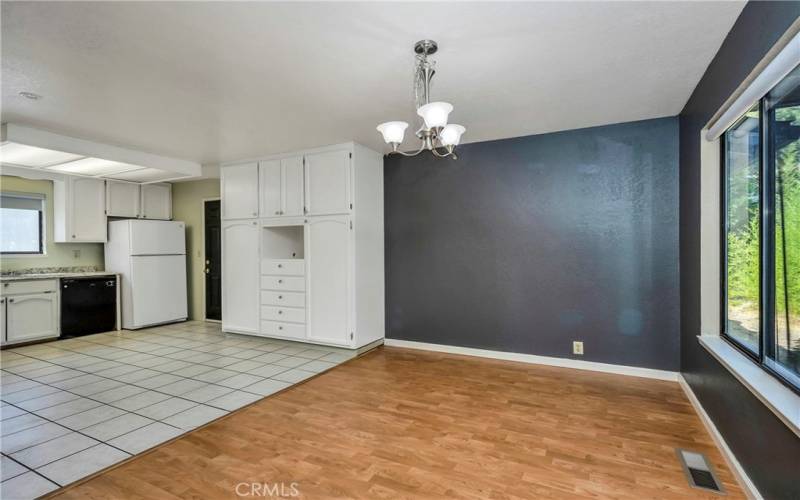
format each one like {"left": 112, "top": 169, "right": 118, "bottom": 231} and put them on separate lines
{"left": 0, "top": 192, "right": 45, "bottom": 255}
{"left": 721, "top": 63, "right": 800, "bottom": 392}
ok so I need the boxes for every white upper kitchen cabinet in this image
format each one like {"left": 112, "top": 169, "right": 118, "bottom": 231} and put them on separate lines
{"left": 222, "top": 163, "right": 259, "bottom": 220}
{"left": 304, "top": 150, "right": 351, "bottom": 216}
{"left": 259, "top": 156, "right": 304, "bottom": 217}
{"left": 54, "top": 176, "right": 107, "bottom": 242}
{"left": 222, "top": 220, "right": 260, "bottom": 333}
{"left": 140, "top": 183, "right": 172, "bottom": 220}
{"left": 106, "top": 180, "right": 141, "bottom": 218}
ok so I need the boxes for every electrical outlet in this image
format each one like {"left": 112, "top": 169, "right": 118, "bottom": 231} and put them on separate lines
{"left": 73, "top": 249, "right": 81, "bottom": 259}
{"left": 572, "top": 341, "right": 584, "bottom": 355}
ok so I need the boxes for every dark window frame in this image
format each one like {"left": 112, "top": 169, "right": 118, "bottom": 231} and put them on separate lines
{"left": 0, "top": 195, "right": 45, "bottom": 256}
{"left": 721, "top": 92, "right": 800, "bottom": 396}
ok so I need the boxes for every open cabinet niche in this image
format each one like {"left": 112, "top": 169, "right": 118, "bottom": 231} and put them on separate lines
{"left": 262, "top": 224, "right": 304, "bottom": 260}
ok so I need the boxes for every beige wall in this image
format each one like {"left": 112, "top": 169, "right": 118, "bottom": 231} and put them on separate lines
{"left": 171, "top": 178, "right": 220, "bottom": 320}
{"left": 0, "top": 175, "right": 105, "bottom": 272}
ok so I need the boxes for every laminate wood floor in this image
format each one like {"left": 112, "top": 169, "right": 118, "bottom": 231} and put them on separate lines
{"left": 50, "top": 347, "right": 743, "bottom": 499}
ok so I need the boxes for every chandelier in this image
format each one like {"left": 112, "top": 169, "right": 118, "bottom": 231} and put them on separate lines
{"left": 376, "top": 40, "right": 466, "bottom": 159}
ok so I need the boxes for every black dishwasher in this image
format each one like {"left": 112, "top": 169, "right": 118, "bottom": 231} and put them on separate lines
{"left": 60, "top": 277, "right": 117, "bottom": 337}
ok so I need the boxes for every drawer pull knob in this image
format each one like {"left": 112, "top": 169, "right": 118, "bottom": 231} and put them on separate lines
{"left": 278, "top": 310, "right": 283, "bottom": 314}
{"left": 278, "top": 326, "right": 283, "bottom": 330}
{"left": 278, "top": 279, "right": 283, "bottom": 284}
{"left": 278, "top": 295, "right": 283, "bottom": 299}
{"left": 277, "top": 264, "right": 282, "bottom": 268}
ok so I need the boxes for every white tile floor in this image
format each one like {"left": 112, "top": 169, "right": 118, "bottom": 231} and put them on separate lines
{"left": 0, "top": 321, "right": 355, "bottom": 499}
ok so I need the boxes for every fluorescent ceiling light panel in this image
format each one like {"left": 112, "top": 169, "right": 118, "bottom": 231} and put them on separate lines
{"left": 0, "top": 142, "right": 84, "bottom": 168}
{"left": 46, "top": 157, "right": 144, "bottom": 176}
{"left": 107, "top": 167, "right": 183, "bottom": 182}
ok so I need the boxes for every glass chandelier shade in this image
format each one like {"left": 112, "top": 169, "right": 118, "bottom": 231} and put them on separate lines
{"left": 416, "top": 102, "right": 453, "bottom": 129}
{"left": 376, "top": 121, "right": 409, "bottom": 144}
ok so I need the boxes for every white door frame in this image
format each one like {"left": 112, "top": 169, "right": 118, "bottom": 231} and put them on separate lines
{"left": 201, "top": 197, "right": 222, "bottom": 323}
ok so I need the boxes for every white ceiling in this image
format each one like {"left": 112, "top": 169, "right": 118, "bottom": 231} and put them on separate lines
{"left": 1, "top": 1, "right": 745, "bottom": 166}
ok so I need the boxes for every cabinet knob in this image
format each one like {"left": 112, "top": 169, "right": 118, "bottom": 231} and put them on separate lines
{"left": 278, "top": 279, "right": 283, "bottom": 284}
{"left": 278, "top": 295, "right": 283, "bottom": 299}
{"left": 252, "top": 212, "right": 257, "bottom": 216}
{"left": 274, "top": 211, "right": 280, "bottom": 215}
{"left": 278, "top": 310, "right": 282, "bottom": 314}
{"left": 277, "top": 264, "right": 282, "bottom": 268}
{"left": 278, "top": 326, "right": 283, "bottom": 330}
{"left": 3, "top": 283, "right": 8, "bottom": 287}
{"left": 72, "top": 235, "right": 76, "bottom": 238}
{"left": 8, "top": 298, "right": 13, "bottom": 303}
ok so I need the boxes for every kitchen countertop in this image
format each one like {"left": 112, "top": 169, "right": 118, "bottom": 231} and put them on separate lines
{"left": 0, "top": 272, "right": 118, "bottom": 282}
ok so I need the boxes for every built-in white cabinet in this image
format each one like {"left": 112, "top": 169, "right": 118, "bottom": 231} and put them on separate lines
{"left": 220, "top": 143, "right": 385, "bottom": 349}
{"left": 140, "top": 183, "right": 172, "bottom": 220}
{"left": 306, "top": 216, "right": 351, "bottom": 345}
{"left": 54, "top": 177, "right": 107, "bottom": 242}
{"left": 222, "top": 220, "right": 260, "bottom": 333}
{"left": 106, "top": 180, "right": 171, "bottom": 220}
{"left": 305, "top": 150, "right": 351, "bottom": 216}
{"left": 259, "top": 157, "right": 304, "bottom": 217}
{"left": 106, "top": 180, "right": 141, "bottom": 218}
{"left": 221, "top": 163, "right": 259, "bottom": 219}
{"left": 1, "top": 280, "right": 59, "bottom": 346}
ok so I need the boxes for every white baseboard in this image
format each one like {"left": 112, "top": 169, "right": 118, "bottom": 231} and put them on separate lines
{"left": 678, "top": 375, "right": 761, "bottom": 499}
{"left": 383, "top": 339, "right": 679, "bottom": 381}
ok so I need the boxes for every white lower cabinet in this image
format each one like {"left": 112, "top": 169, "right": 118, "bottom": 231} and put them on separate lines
{"left": 1, "top": 280, "right": 59, "bottom": 345}
{"left": 222, "top": 220, "right": 260, "bottom": 333}
{"left": 306, "top": 216, "right": 351, "bottom": 346}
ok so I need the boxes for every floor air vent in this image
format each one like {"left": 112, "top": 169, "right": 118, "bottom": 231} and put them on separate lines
{"left": 676, "top": 449, "right": 725, "bottom": 494}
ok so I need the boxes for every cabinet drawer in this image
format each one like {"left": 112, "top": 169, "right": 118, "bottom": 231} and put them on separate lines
{"left": 260, "top": 275, "right": 305, "bottom": 292}
{"left": 260, "top": 320, "right": 305, "bottom": 340}
{"left": 261, "top": 290, "right": 305, "bottom": 308}
{"left": 2, "top": 280, "right": 58, "bottom": 296}
{"left": 261, "top": 259, "right": 304, "bottom": 276}
{"left": 260, "top": 305, "right": 305, "bottom": 324}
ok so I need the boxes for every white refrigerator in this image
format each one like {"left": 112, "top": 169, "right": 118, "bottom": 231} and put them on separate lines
{"left": 105, "top": 219, "right": 188, "bottom": 329}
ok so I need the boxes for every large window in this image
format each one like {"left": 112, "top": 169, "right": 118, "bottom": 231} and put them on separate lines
{"left": 0, "top": 192, "right": 44, "bottom": 255}
{"left": 722, "top": 64, "right": 800, "bottom": 391}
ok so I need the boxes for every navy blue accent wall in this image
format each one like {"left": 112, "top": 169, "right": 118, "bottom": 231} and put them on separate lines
{"left": 385, "top": 117, "right": 679, "bottom": 371}
{"left": 679, "top": 2, "right": 800, "bottom": 498}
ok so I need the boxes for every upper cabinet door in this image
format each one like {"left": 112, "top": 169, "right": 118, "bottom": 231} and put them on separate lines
{"left": 106, "top": 180, "right": 140, "bottom": 218}
{"left": 70, "top": 177, "right": 106, "bottom": 242}
{"left": 305, "top": 150, "right": 351, "bottom": 216}
{"left": 140, "top": 183, "right": 172, "bottom": 220}
{"left": 259, "top": 160, "right": 281, "bottom": 217}
{"left": 281, "top": 156, "right": 304, "bottom": 216}
{"left": 222, "top": 163, "right": 259, "bottom": 219}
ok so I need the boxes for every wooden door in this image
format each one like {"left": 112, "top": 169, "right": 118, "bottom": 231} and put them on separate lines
{"left": 204, "top": 200, "right": 222, "bottom": 321}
